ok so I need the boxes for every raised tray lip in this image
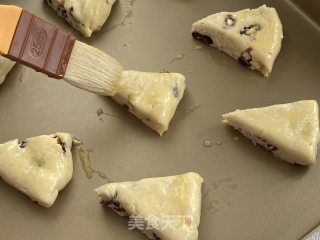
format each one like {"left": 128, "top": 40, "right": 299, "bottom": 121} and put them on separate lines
{"left": 289, "top": 0, "right": 320, "bottom": 28}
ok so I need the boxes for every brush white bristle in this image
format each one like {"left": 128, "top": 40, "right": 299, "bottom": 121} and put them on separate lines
{"left": 64, "top": 41, "right": 123, "bottom": 96}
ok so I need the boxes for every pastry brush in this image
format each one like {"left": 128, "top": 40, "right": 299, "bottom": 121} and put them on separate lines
{"left": 0, "top": 5, "right": 123, "bottom": 96}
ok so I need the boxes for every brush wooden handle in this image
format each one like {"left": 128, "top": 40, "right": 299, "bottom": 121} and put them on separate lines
{"left": 0, "top": 5, "right": 22, "bottom": 55}
{"left": 0, "top": 5, "right": 75, "bottom": 79}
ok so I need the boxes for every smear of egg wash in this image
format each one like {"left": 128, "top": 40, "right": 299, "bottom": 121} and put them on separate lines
{"left": 97, "top": 108, "right": 121, "bottom": 122}
{"left": 194, "top": 45, "right": 204, "bottom": 50}
{"left": 203, "top": 139, "right": 213, "bottom": 147}
{"left": 173, "top": 104, "right": 201, "bottom": 124}
{"left": 169, "top": 53, "right": 185, "bottom": 64}
{"left": 73, "top": 138, "right": 109, "bottom": 181}
{"left": 180, "top": 104, "right": 201, "bottom": 118}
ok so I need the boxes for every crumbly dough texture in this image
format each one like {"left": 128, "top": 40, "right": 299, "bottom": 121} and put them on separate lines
{"left": 192, "top": 5, "right": 283, "bottom": 76}
{"left": 0, "top": 56, "right": 15, "bottom": 84}
{"left": 223, "top": 100, "right": 320, "bottom": 165}
{"left": 46, "top": 0, "right": 117, "bottom": 37}
{"left": 0, "top": 133, "right": 73, "bottom": 207}
{"left": 96, "top": 172, "right": 203, "bottom": 240}
{"left": 112, "top": 70, "right": 186, "bottom": 135}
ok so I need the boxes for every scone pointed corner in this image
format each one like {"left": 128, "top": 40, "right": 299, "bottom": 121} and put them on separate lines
{"left": 223, "top": 100, "right": 319, "bottom": 166}
{"left": 191, "top": 5, "right": 283, "bottom": 77}
{"left": 46, "top": 0, "right": 117, "bottom": 37}
{"left": 96, "top": 172, "right": 203, "bottom": 240}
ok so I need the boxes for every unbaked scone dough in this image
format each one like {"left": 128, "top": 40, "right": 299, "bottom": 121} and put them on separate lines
{"left": 112, "top": 71, "right": 186, "bottom": 135}
{"left": 0, "top": 56, "right": 15, "bottom": 84}
{"left": 46, "top": 0, "right": 117, "bottom": 37}
{"left": 96, "top": 172, "right": 203, "bottom": 240}
{"left": 223, "top": 100, "right": 319, "bottom": 165}
{"left": 0, "top": 133, "right": 73, "bottom": 207}
{"left": 192, "top": 5, "right": 283, "bottom": 76}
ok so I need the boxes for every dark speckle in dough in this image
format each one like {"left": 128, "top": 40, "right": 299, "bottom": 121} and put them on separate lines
{"left": 238, "top": 48, "right": 253, "bottom": 67}
{"left": 53, "top": 136, "right": 66, "bottom": 154}
{"left": 19, "top": 140, "right": 27, "bottom": 149}
{"left": 225, "top": 15, "right": 236, "bottom": 26}
{"left": 101, "top": 198, "right": 129, "bottom": 217}
{"left": 123, "top": 104, "right": 130, "bottom": 111}
{"left": 266, "top": 144, "right": 278, "bottom": 152}
{"left": 153, "top": 233, "right": 162, "bottom": 240}
{"left": 172, "top": 83, "right": 179, "bottom": 97}
{"left": 240, "top": 24, "right": 261, "bottom": 36}
{"left": 192, "top": 31, "right": 213, "bottom": 45}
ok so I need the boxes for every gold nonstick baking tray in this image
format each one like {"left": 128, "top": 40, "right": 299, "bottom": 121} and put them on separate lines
{"left": 0, "top": 0, "right": 319, "bottom": 239}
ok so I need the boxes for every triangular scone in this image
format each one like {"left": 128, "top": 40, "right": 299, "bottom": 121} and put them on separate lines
{"left": 192, "top": 5, "right": 283, "bottom": 77}
{"left": 112, "top": 70, "right": 186, "bottom": 135}
{"left": 223, "top": 100, "right": 320, "bottom": 165}
{"left": 95, "top": 172, "right": 203, "bottom": 240}
{"left": 0, "top": 56, "right": 15, "bottom": 84}
{"left": 0, "top": 133, "right": 73, "bottom": 207}
{"left": 46, "top": 0, "right": 117, "bottom": 37}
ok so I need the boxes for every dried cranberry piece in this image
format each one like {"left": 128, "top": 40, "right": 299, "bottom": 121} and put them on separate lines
{"left": 238, "top": 48, "right": 253, "bottom": 67}
{"left": 172, "top": 84, "right": 179, "bottom": 97}
{"left": 192, "top": 32, "right": 213, "bottom": 45}
{"left": 53, "top": 136, "right": 66, "bottom": 153}
{"left": 225, "top": 15, "right": 236, "bottom": 26}
{"left": 102, "top": 196, "right": 129, "bottom": 217}
{"left": 123, "top": 104, "right": 130, "bottom": 111}
{"left": 153, "top": 233, "right": 162, "bottom": 240}
{"left": 266, "top": 144, "right": 278, "bottom": 152}
{"left": 240, "top": 24, "right": 261, "bottom": 36}
{"left": 57, "top": 6, "right": 68, "bottom": 19}
{"left": 19, "top": 140, "right": 27, "bottom": 149}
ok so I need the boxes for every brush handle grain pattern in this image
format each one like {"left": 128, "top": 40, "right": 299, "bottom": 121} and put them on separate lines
{"left": 3, "top": 9, "right": 75, "bottom": 79}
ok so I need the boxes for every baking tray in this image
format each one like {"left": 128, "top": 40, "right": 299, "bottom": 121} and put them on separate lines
{"left": 0, "top": 0, "right": 320, "bottom": 239}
